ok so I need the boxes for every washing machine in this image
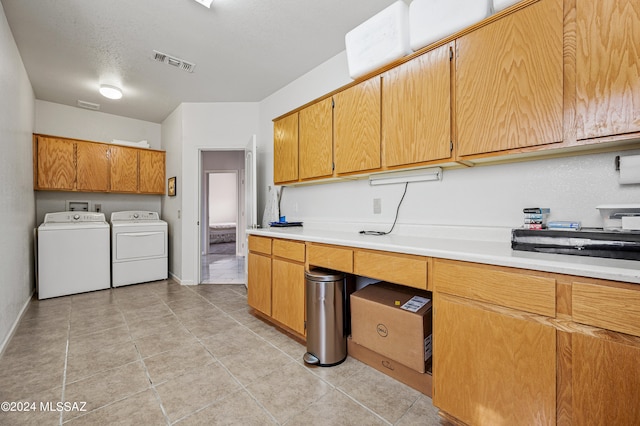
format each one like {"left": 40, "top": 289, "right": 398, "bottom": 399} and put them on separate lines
{"left": 37, "top": 212, "right": 111, "bottom": 299}
{"left": 110, "top": 211, "right": 168, "bottom": 287}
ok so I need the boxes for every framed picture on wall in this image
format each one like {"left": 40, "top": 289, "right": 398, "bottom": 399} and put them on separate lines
{"left": 168, "top": 176, "right": 176, "bottom": 196}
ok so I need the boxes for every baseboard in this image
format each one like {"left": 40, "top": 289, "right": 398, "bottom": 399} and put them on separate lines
{"left": 169, "top": 272, "right": 196, "bottom": 286}
{"left": 0, "top": 290, "right": 34, "bottom": 357}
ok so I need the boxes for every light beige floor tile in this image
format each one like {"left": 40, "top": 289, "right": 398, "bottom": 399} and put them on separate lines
{"left": 175, "top": 390, "right": 276, "bottom": 425}
{"left": 68, "top": 311, "right": 127, "bottom": 337}
{"left": 338, "top": 364, "right": 422, "bottom": 424}
{"left": 21, "top": 301, "right": 71, "bottom": 322}
{"left": 134, "top": 325, "right": 199, "bottom": 358}
{"left": 155, "top": 362, "right": 241, "bottom": 422}
{"left": 199, "top": 324, "right": 264, "bottom": 359}
{"left": 303, "top": 356, "right": 368, "bottom": 388}
{"left": 286, "top": 388, "right": 387, "bottom": 426}
{"left": 396, "top": 394, "right": 443, "bottom": 425}
{"left": 0, "top": 386, "right": 63, "bottom": 426}
{"left": 64, "top": 389, "right": 166, "bottom": 426}
{"left": 126, "top": 314, "right": 184, "bottom": 339}
{"left": 0, "top": 354, "right": 65, "bottom": 400}
{"left": 66, "top": 340, "right": 139, "bottom": 382}
{"left": 143, "top": 342, "right": 215, "bottom": 384}
{"left": 70, "top": 289, "right": 117, "bottom": 306}
{"left": 62, "top": 360, "right": 150, "bottom": 421}
{"left": 67, "top": 325, "right": 132, "bottom": 355}
{"left": 218, "top": 340, "right": 292, "bottom": 386}
{"left": 245, "top": 362, "right": 332, "bottom": 423}
{"left": 181, "top": 314, "right": 239, "bottom": 339}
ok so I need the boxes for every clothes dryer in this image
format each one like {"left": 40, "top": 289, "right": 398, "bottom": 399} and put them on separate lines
{"left": 110, "top": 211, "right": 168, "bottom": 287}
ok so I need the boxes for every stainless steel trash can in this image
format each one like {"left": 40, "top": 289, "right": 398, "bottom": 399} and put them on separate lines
{"left": 303, "top": 268, "right": 349, "bottom": 367}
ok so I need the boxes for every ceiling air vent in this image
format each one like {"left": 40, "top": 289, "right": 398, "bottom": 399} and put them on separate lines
{"left": 152, "top": 50, "right": 195, "bottom": 73}
{"left": 77, "top": 100, "right": 100, "bottom": 110}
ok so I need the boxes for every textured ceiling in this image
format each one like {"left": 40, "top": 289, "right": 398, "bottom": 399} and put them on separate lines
{"left": 2, "top": 0, "right": 402, "bottom": 123}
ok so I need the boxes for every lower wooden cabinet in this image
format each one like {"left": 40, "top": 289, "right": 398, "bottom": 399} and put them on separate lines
{"left": 433, "top": 293, "right": 557, "bottom": 425}
{"left": 272, "top": 258, "right": 305, "bottom": 335}
{"left": 247, "top": 251, "right": 272, "bottom": 316}
{"left": 247, "top": 236, "right": 306, "bottom": 337}
{"left": 572, "top": 332, "right": 640, "bottom": 425}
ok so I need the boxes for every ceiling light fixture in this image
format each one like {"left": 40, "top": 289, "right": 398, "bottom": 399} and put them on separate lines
{"left": 99, "top": 84, "right": 123, "bottom": 100}
{"left": 193, "top": 0, "right": 213, "bottom": 8}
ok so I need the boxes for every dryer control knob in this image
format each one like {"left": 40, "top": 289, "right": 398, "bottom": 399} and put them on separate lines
{"left": 133, "top": 213, "right": 139, "bottom": 219}
{"left": 73, "top": 214, "right": 80, "bottom": 220}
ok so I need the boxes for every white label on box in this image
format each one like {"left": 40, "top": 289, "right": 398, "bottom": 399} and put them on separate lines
{"left": 400, "top": 296, "right": 430, "bottom": 313}
{"left": 424, "top": 334, "right": 433, "bottom": 362}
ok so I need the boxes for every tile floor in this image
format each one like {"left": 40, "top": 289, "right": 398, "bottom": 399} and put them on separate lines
{"left": 0, "top": 280, "right": 443, "bottom": 425}
{"left": 201, "top": 244, "right": 245, "bottom": 284}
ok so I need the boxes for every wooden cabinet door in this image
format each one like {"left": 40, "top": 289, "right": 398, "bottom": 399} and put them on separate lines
{"left": 76, "top": 142, "right": 109, "bottom": 192}
{"left": 334, "top": 77, "right": 381, "bottom": 174}
{"left": 273, "top": 113, "right": 299, "bottom": 184}
{"left": 248, "top": 252, "right": 272, "bottom": 316}
{"left": 299, "top": 98, "right": 333, "bottom": 180}
{"left": 35, "top": 136, "right": 75, "bottom": 190}
{"left": 271, "top": 258, "right": 305, "bottom": 335}
{"left": 433, "top": 294, "right": 556, "bottom": 425}
{"left": 573, "top": 332, "right": 640, "bottom": 425}
{"left": 110, "top": 146, "right": 138, "bottom": 193}
{"left": 382, "top": 43, "right": 452, "bottom": 167}
{"left": 456, "top": 0, "right": 563, "bottom": 156}
{"left": 575, "top": 0, "right": 640, "bottom": 140}
{"left": 139, "top": 150, "right": 165, "bottom": 194}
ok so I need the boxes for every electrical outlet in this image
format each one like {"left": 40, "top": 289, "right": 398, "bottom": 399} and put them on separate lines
{"left": 373, "top": 198, "right": 382, "bottom": 214}
{"left": 94, "top": 203, "right": 102, "bottom": 213}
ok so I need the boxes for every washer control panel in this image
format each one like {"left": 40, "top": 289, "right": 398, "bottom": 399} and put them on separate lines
{"left": 43, "top": 212, "right": 106, "bottom": 223}
{"left": 110, "top": 211, "right": 160, "bottom": 222}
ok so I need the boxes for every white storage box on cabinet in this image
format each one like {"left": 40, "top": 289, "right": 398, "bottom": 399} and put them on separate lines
{"left": 409, "top": 0, "right": 491, "bottom": 51}
{"left": 493, "top": 0, "right": 522, "bottom": 13}
{"left": 345, "top": 1, "right": 411, "bottom": 79}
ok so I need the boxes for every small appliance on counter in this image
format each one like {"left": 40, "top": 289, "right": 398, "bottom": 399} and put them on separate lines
{"left": 511, "top": 228, "right": 640, "bottom": 261}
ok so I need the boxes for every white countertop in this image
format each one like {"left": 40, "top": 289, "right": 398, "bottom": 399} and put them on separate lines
{"left": 248, "top": 223, "right": 640, "bottom": 284}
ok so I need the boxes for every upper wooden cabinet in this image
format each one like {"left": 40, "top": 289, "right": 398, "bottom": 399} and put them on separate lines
{"left": 455, "top": 0, "right": 563, "bottom": 157}
{"left": 333, "top": 77, "right": 381, "bottom": 175}
{"left": 299, "top": 97, "right": 333, "bottom": 180}
{"left": 76, "top": 141, "right": 109, "bottom": 192}
{"left": 139, "top": 149, "right": 166, "bottom": 194}
{"left": 273, "top": 113, "right": 299, "bottom": 184}
{"left": 382, "top": 43, "right": 453, "bottom": 167}
{"left": 33, "top": 134, "right": 165, "bottom": 194}
{"left": 35, "top": 136, "right": 76, "bottom": 190}
{"left": 575, "top": 0, "right": 640, "bottom": 140}
{"left": 110, "top": 145, "right": 139, "bottom": 193}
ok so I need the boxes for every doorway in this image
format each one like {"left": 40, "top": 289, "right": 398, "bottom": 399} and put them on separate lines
{"left": 200, "top": 151, "right": 245, "bottom": 284}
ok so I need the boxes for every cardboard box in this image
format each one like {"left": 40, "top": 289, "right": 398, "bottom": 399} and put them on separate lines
{"left": 350, "top": 282, "right": 432, "bottom": 373}
{"left": 348, "top": 336, "right": 432, "bottom": 397}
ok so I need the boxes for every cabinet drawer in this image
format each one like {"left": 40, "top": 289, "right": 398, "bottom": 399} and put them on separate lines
{"left": 248, "top": 235, "right": 272, "bottom": 255}
{"left": 307, "top": 244, "right": 353, "bottom": 273}
{"left": 354, "top": 250, "right": 427, "bottom": 290}
{"left": 433, "top": 260, "right": 556, "bottom": 317}
{"left": 573, "top": 281, "right": 640, "bottom": 337}
{"left": 273, "top": 239, "right": 305, "bottom": 263}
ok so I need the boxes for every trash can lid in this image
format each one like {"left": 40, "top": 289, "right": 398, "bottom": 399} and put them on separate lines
{"left": 305, "top": 267, "right": 345, "bottom": 282}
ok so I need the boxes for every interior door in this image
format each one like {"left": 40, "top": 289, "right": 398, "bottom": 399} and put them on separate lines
{"left": 244, "top": 135, "right": 258, "bottom": 269}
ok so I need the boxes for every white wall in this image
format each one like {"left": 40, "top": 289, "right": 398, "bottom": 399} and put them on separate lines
{"left": 258, "top": 52, "right": 640, "bottom": 235}
{"left": 161, "top": 105, "right": 184, "bottom": 282}
{"left": 162, "top": 102, "right": 259, "bottom": 284}
{"left": 34, "top": 101, "right": 163, "bottom": 224}
{"left": 0, "top": 3, "right": 36, "bottom": 352}
{"left": 209, "top": 173, "right": 238, "bottom": 223}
